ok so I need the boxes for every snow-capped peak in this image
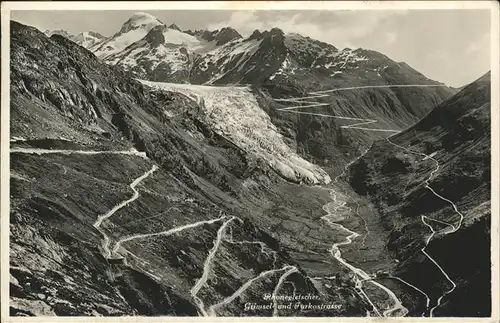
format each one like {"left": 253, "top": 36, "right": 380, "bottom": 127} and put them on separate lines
{"left": 285, "top": 32, "right": 301, "bottom": 38}
{"left": 168, "top": 23, "right": 181, "bottom": 31}
{"left": 93, "top": 12, "right": 165, "bottom": 58}
{"left": 72, "top": 31, "right": 105, "bottom": 49}
{"left": 128, "top": 12, "right": 162, "bottom": 28}
{"left": 118, "top": 12, "right": 164, "bottom": 34}
{"left": 73, "top": 31, "right": 104, "bottom": 41}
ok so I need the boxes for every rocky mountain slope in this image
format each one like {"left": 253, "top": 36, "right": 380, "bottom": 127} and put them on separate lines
{"left": 72, "top": 31, "right": 106, "bottom": 49}
{"left": 44, "top": 29, "right": 105, "bottom": 49}
{"left": 44, "top": 12, "right": 456, "bottom": 175}
{"left": 103, "top": 24, "right": 223, "bottom": 84}
{"left": 184, "top": 27, "right": 242, "bottom": 46}
{"left": 91, "top": 12, "right": 164, "bottom": 58}
{"left": 10, "top": 20, "right": 377, "bottom": 317}
{"left": 185, "top": 24, "right": 455, "bottom": 174}
{"left": 346, "top": 72, "right": 491, "bottom": 316}
{"left": 83, "top": 13, "right": 241, "bottom": 83}
{"left": 139, "top": 80, "right": 331, "bottom": 185}
{"left": 10, "top": 14, "right": 489, "bottom": 318}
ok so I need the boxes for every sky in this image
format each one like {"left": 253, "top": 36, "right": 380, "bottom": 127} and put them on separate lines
{"left": 10, "top": 9, "right": 491, "bottom": 87}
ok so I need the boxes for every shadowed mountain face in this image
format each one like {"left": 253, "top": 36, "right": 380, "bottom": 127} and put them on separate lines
{"left": 347, "top": 72, "right": 491, "bottom": 316}
{"left": 43, "top": 13, "right": 456, "bottom": 175}
{"left": 10, "top": 20, "right": 375, "bottom": 317}
{"left": 78, "top": 13, "right": 243, "bottom": 84}
{"left": 186, "top": 27, "right": 455, "bottom": 174}
{"left": 9, "top": 16, "right": 490, "bottom": 319}
{"left": 255, "top": 80, "right": 454, "bottom": 176}
{"left": 44, "top": 29, "right": 105, "bottom": 49}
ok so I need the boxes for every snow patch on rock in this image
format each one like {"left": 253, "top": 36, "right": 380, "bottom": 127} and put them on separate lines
{"left": 195, "top": 38, "right": 263, "bottom": 84}
{"left": 94, "top": 13, "right": 163, "bottom": 58}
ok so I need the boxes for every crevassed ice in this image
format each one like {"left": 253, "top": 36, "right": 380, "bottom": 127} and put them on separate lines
{"left": 139, "top": 80, "right": 331, "bottom": 185}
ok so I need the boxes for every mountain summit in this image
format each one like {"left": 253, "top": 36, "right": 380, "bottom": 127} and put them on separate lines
{"left": 33, "top": 14, "right": 455, "bottom": 174}
{"left": 72, "top": 31, "right": 105, "bottom": 48}
{"left": 119, "top": 12, "right": 164, "bottom": 34}
{"left": 8, "top": 12, "right": 491, "bottom": 318}
{"left": 43, "top": 29, "right": 105, "bottom": 49}
{"left": 91, "top": 12, "right": 164, "bottom": 58}
{"left": 168, "top": 23, "right": 181, "bottom": 31}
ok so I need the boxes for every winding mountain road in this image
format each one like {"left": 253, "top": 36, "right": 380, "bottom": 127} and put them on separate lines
{"left": 12, "top": 85, "right": 462, "bottom": 317}
{"left": 224, "top": 228, "right": 279, "bottom": 269}
{"left": 275, "top": 84, "right": 461, "bottom": 317}
{"left": 275, "top": 84, "right": 447, "bottom": 133}
{"left": 111, "top": 215, "right": 227, "bottom": 258}
{"left": 207, "top": 265, "right": 298, "bottom": 317}
{"left": 190, "top": 216, "right": 239, "bottom": 316}
{"left": 386, "top": 135, "right": 464, "bottom": 316}
{"left": 322, "top": 187, "right": 408, "bottom": 317}
{"left": 206, "top": 223, "right": 302, "bottom": 317}
{"left": 313, "top": 139, "right": 407, "bottom": 317}
{"left": 332, "top": 146, "right": 373, "bottom": 245}
{"left": 309, "top": 84, "right": 448, "bottom": 95}
{"left": 11, "top": 146, "right": 307, "bottom": 317}
{"left": 10, "top": 147, "right": 148, "bottom": 158}
{"left": 272, "top": 266, "right": 300, "bottom": 316}
{"left": 9, "top": 147, "right": 155, "bottom": 259}
{"left": 93, "top": 165, "right": 158, "bottom": 258}
{"left": 388, "top": 275, "right": 431, "bottom": 312}
{"left": 421, "top": 216, "right": 457, "bottom": 316}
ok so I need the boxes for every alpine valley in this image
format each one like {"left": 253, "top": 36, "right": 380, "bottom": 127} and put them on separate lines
{"left": 9, "top": 12, "right": 491, "bottom": 318}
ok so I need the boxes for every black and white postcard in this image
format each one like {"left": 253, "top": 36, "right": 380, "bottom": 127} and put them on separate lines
{"left": 1, "top": 1, "right": 498, "bottom": 321}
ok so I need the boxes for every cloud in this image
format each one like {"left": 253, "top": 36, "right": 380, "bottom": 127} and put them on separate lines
{"left": 465, "top": 33, "right": 490, "bottom": 54}
{"left": 386, "top": 31, "right": 398, "bottom": 44}
{"left": 13, "top": 9, "right": 491, "bottom": 87}
{"left": 207, "top": 10, "right": 409, "bottom": 49}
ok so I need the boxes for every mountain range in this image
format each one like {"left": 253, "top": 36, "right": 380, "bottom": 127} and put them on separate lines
{"left": 10, "top": 11, "right": 491, "bottom": 318}
{"left": 44, "top": 12, "right": 456, "bottom": 173}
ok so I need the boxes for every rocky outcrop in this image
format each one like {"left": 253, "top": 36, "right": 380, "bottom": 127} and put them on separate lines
{"left": 168, "top": 23, "right": 181, "bottom": 31}
{"left": 212, "top": 27, "right": 242, "bottom": 46}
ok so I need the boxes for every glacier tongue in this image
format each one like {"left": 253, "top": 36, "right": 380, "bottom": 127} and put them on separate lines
{"left": 140, "top": 80, "right": 331, "bottom": 185}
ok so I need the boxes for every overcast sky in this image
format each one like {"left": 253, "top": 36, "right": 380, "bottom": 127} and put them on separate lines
{"left": 11, "top": 9, "right": 491, "bottom": 87}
